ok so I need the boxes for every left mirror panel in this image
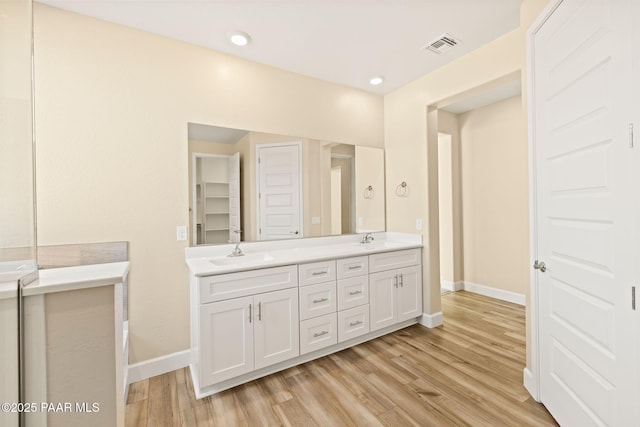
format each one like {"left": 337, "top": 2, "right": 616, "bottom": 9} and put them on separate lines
{"left": 0, "top": 1, "right": 38, "bottom": 426}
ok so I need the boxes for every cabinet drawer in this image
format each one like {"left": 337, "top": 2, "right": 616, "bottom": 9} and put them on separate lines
{"left": 338, "top": 305, "right": 370, "bottom": 343}
{"left": 336, "top": 256, "right": 368, "bottom": 279}
{"left": 369, "top": 249, "right": 421, "bottom": 273}
{"left": 199, "top": 265, "right": 297, "bottom": 304}
{"left": 298, "top": 260, "right": 336, "bottom": 286}
{"left": 300, "top": 313, "right": 337, "bottom": 354}
{"left": 337, "top": 276, "right": 369, "bottom": 311}
{"left": 299, "top": 282, "right": 337, "bottom": 321}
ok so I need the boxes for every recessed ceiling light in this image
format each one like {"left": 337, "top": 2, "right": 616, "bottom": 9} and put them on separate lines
{"left": 230, "top": 31, "right": 251, "bottom": 47}
{"left": 369, "top": 76, "right": 384, "bottom": 86}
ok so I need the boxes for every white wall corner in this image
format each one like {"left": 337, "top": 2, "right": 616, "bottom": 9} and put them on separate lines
{"left": 463, "top": 281, "right": 526, "bottom": 306}
{"left": 523, "top": 367, "right": 540, "bottom": 402}
{"left": 127, "top": 349, "right": 191, "bottom": 384}
{"left": 441, "top": 280, "right": 464, "bottom": 292}
{"left": 418, "top": 312, "right": 443, "bottom": 328}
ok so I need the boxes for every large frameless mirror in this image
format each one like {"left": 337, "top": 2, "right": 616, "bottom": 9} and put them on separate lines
{"left": 188, "top": 123, "right": 386, "bottom": 246}
{"left": 0, "top": 0, "right": 38, "bottom": 426}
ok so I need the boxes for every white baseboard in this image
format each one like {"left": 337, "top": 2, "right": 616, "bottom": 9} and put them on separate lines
{"left": 441, "top": 280, "right": 464, "bottom": 292}
{"left": 462, "top": 281, "right": 525, "bottom": 306}
{"left": 127, "top": 349, "right": 191, "bottom": 384}
{"left": 523, "top": 367, "right": 539, "bottom": 401}
{"left": 418, "top": 311, "right": 443, "bottom": 328}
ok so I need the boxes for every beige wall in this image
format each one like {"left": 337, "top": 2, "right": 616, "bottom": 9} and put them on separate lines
{"left": 459, "top": 95, "right": 528, "bottom": 295}
{"left": 354, "top": 146, "right": 385, "bottom": 232}
{"left": 437, "top": 111, "right": 464, "bottom": 283}
{"left": 437, "top": 133, "right": 454, "bottom": 283}
{"left": 384, "top": 0, "right": 551, "bottom": 372}
{"left": 331, "top": 156, "right": 353, "bottom": 234}
{"left": 33, "top": 4, "right": 383, "bottom": 364}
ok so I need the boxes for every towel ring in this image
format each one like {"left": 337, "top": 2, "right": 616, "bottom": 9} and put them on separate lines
{"left": 363, "top": 185, "right": 375, "bottom": 199}
{"left": 395, "top": 181, "right": 408, "bottom": 197}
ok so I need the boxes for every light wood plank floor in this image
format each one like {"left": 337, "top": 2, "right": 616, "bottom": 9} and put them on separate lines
{"left": 126, "top": 291, "right": 557, "bottom": 426}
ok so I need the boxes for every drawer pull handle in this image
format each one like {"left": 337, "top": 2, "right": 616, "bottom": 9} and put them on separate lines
{"left": 313, "top": 331, "right": 329, "bottom": 338}
{"left": 348, "top": 290, "right": 363, "bottom": 296}
{"left": 348, "top": 265, "right": 361, "bottom": 270}
{"left": 313, "top": 297, "right": 328, "bottom": 304}
{"left": 349, "top": 320, "right": 363, "bottom": 327}
{"left": 312, "top": 270, "right": 328, "bottom": 276}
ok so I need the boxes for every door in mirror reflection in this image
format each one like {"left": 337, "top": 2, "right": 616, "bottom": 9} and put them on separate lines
{"left": 193, "top": 153, "right": 240, "bottom": 245}
{"left": 257, "top": 143, "right": 302, "bottom": 240}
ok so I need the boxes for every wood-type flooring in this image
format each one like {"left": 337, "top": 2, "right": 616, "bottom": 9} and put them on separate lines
{"left": 126, "top": 291, "right": 557, "bottom": 426}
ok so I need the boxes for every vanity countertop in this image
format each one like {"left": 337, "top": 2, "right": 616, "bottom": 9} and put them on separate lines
{"left": 22, "top": 261, "right": 130, "bottom": 296}
{"left": 186, "top": 232, "right": 422, "bottom": 277}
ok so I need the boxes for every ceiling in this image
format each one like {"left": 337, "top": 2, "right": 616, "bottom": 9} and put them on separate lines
{"left": 188, "top": 123, "right": 247, "bottom": 144}
{"left": 441, "top": 79, "right": 522, "bottom": 114}
{"left": 37, "top": 0, "right": 522, "bottom": 95}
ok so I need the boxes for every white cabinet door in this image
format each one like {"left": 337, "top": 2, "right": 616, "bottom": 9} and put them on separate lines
{"left": 370, "top": 266, "right": 421, "bottom": 331}
{"left": 199, "top": 296, "right": 253, "bottom": 387}
{"left": 369, "top": 270, "right": 396, "bottom": 332}
{"left": 253, "top": 288, "right": 299, "bottom": 370}
{"left": 397, "top": 265, "right": 421, "bottom": 322}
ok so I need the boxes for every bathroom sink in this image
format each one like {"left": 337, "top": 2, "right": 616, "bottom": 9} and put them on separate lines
{"left": 356, "top": 241, "right": 406, "bottom": 251}
{"left": 209, "top": 253, "right": 275, "bottom": 266}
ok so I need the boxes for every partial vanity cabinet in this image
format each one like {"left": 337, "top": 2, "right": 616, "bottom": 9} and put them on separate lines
{"left": 188, "top": 243, "right": 422, "bottom": 398}
{"left": 369, "top": 249, "right": 422, "bottom": 331}
{"left": 298, "top": 260, "right": 338, "bottom": 354}
{"left": 195, "top": 266, "right": 299, "bottom": 387}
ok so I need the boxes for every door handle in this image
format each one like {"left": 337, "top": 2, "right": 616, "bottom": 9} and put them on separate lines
{"left": 258, "top": 302, "right": 262, "bottom": 321}
{"left": 533, "top": 260, "right": 546, "bottom": 273}
{"left": 289, "top": 231, "right": 299, "bottom": 235}
{"left": 249, "top": 303, "right": 252, "bottom": 323}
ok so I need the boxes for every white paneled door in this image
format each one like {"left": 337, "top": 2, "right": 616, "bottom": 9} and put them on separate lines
{"left": 257, "top": 143, "right": 302, "bottom": 240}
{"left": 531, "top": 0, "right": 638, "bottom": 425}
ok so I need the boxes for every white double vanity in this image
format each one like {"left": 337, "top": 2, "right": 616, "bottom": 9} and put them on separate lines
{"left": 186, "top": 232, "right": 423, "bottom": 398}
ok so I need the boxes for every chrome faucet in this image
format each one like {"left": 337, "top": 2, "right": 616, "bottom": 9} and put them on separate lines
{"left": 227, "top": 241, "right": 245, "bottom": 257}
{"left": 360, "top": 232, "right": 374, "bottom": 244}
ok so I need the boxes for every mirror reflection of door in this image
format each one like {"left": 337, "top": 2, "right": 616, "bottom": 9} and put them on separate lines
{"left": 194, "top": 153, "right": 241, "bottom": 245}
{"left": 257, "top": 143, "right": 302, "bottom": 240}
{"left": 330, "top": 152, "right": 355, "bottom": 234}
{"left": 330, "top": 166, "right": 342, "bottom": 235}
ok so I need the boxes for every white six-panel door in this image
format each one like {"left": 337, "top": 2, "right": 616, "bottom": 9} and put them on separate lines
{"left": 257, "top": 143, "right": 302, "bottom": 240}
{"left": 531, "top": 0, "right": 638, "bottom": 425}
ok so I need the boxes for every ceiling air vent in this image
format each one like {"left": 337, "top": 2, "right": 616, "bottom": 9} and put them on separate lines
{"left": 423, "top": 33, "right": 462, "bottom": 54}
